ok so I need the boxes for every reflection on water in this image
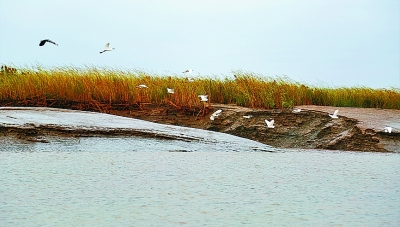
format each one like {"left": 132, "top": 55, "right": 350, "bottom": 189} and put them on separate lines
{"left": 1, "top": 137, "right": 399, "bottom": 226}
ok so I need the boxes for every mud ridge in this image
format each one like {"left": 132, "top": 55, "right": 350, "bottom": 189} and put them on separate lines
{"left": 107, "top": 104, "right": 399, "bottom": 152}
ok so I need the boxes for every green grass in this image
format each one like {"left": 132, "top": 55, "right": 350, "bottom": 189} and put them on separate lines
{"left": 1, "top": 65, "right": 399, "bottom": 110}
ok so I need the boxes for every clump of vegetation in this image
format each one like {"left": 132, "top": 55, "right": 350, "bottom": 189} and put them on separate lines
{"left": 1, "top": 65, "right": 399, "bottom": 111}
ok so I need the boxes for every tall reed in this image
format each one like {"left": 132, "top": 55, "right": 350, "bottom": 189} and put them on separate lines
{"left": 1, "top": 66, "right": 399, "bottom": 110}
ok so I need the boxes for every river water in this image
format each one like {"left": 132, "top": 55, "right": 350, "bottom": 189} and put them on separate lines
{"left": 1, "top": 136, "right": 399, "bottom": 227}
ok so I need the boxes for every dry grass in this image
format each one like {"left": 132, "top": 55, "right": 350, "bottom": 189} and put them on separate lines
{"left": 1, "top": 65, "right": 399, "bottom": 110}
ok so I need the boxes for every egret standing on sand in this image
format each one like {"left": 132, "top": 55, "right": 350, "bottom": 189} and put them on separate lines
{"left": 100, "top": 43, "right": 115, "bottom": 54}
{"left": 39, "top": 39, "right": 58, "bottom": 46}
{"left": 292, "top": 108, "right": 302, "bottom": 113}
{"left": 265, "top": 119, "right": 275, "bottom": 128}
{"left": 329, "top": 109, "right": 339, "bottom": 118}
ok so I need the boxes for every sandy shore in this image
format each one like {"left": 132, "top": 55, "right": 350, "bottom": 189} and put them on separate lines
{"left": 0, "top": 104, "right": 399, "bottom": 152}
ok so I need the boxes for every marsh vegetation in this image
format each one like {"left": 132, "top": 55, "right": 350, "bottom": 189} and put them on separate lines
{"left": 1, "top": 65, "right": 399, "bottom": 111}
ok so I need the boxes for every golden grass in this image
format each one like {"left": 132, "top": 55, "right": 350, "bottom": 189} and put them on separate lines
{"left": 1, "top": 66, "right": 399, "bottom": 110}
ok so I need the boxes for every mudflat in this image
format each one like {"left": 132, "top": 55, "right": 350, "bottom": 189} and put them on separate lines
{"left": 0, "top": 105, "right": 399, "bottom": 152}
{"left": 108, "top": 104, "right": 400, "bottom": 152}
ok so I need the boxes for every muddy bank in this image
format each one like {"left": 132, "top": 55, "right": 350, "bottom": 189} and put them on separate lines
{"left": 107, "top": 104, "right": 400, "bottom": 152}
{"left": 0, "top": 104, "right": 399, "bottom": 152}
{"left": 0, "top": 107, "right": 276, "bottom": 152}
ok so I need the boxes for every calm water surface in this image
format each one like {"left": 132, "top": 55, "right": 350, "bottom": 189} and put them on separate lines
{"left": 1, "top": 136, "right": 399, "bottom": 227}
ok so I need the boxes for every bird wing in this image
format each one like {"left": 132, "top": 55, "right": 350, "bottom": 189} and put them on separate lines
{"left": 104, "top": 43, "right": 110, "bottom": 49}
{"left": 39, "top": 40, "right": 46, "bottom": 46}
{"left": 270, "top": 120, "right": 274, "bottom": 125}
{"left": 215, "top": 110, "right": 222, "bottom": 114}
{"left": 211, "top": 110, "right": 222, "bottom": 117}
{"left": 334, "top": 109, "right": 339, "bottom": 116}
{"left": 46, "top": 39, "right": 57, "bottom": 45}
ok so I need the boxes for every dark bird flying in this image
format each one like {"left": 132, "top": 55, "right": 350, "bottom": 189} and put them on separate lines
{"left": 39, "top": 39, "right": 58, "bottom": 46}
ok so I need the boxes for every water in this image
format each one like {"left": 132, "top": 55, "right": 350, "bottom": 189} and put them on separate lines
{"left": 1, "top": 137, "right": 400, "bottom": 227}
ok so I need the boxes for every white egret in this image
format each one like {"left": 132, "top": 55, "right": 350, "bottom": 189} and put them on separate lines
{"left": 384, "top": 126, "right": 392, "bottom": 133}
{"left": 292, "top": 108, "right": 302, "bottom": 113}
{"left": 137, "top": 84, "right": 148, "bottom": 88}
{"left": 265, "top": 119, "right": 275, "bottom": 128}
{"left": 198, "top": 95, "right": 208, "bottom": 102}
{"left": 167, "top": 88, "right": 175, "bottom": 94}
{"left": 243, "top": 115, "right": 253, "bottom": 119}
{"left": 329, "top": 109, "right": 339, "bottom": 118}
{"left": 210, "top": 109, "right": 222, "bottom": 121}
{"left": 100, "top": 43, "right": 115, "bottom": 54}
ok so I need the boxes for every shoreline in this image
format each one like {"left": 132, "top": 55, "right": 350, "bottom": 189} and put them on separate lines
{"left": 0, "top": 104, "right": 399, "bottom": 152}
{"left": 107, "top": 104, "right": 400, "bottom": 152}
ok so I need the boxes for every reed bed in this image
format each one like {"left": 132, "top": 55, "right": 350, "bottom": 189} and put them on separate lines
{"left": 1, "top": 66, "right": 399, "bottom": 110}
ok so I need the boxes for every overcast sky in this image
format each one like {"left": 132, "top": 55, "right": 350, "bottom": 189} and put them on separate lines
{"left": 1, "top": 0, "right": 399, "bottom": 88}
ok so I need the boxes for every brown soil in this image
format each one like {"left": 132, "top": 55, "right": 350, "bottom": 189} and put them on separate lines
{"left": 1, "top": 101, "right": 399, "bottom": 152}
{"left": 105, "top": 104, "right": 399, "bottom": 152}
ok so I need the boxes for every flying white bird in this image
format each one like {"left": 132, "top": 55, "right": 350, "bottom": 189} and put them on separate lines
{"left": 187, "top": 77, "right": 195, "bottom": 82}
{"left": 137, "top": 84, "right": 148, "bottom": 88}
{"left": 265, "top": 119, "right": 275, "bottom": 128}
{"left": 39, "top": 39, "right": 58, "bottom": 46}
{"left": 292, "top": 108, "right": 302, "bottom": 113}
{"left": 167, "top": 88, "right": 175, "bottom": 94}
{"left": 183, "top": 69, "right": 193, "bottom": 74}
{"left": 329, "top": 109, "right": 339, "bottom": 118}
{"left": 384, "top": 126, "right": 392, "bottom": 133}
{"left": 243, "top": 115, "right": 253, "bottom": 119}
{"left": 100, "top": 43, "right": 115, "bottom": 54}
{"left": 210, "top": 109, "right": 222, "bottom": 121}
{"left": 198, "top": 95, "right": 208, "bottom": 102}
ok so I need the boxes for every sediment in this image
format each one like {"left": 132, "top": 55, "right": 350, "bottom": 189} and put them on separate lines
{"left": 107, "top": 104, "right": 400, "bottom": 152}
{"left": 0, "top": 103, "right": 399, "bottom": 152}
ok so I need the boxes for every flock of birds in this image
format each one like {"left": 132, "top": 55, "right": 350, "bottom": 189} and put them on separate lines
{"left": 39, "top": 39, "right": 394, "bottom": 134}
{"left": 210, "top": 108, "right": 394, "bottom": 134}
{"left": 209, "top": 108, "right": 340, "bottom": 128}
{"left": 263, "top": 109, "right": 339, "bottom": 129}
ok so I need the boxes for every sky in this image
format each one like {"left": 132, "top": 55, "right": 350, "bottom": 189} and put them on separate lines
{"left": 1, "top": 0, "right": 399, "bottom": 89}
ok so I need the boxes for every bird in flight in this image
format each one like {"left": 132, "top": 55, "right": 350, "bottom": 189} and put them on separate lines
{"left": 210, "top": 109, "right": 222, "bottom": 121}
{"left": 39, "top": 39, "right": 58, "bottom": 46}
{"left": 329, "top": 109, "right": 339, "bottom": 119}
{"left": 265, "top": 119, "right": 275, "bottom": 128}
{"left": 384, "top": 126, "right": 392, "bottom": 133}
{"left": 198, "top": 95, "right": 208, "bottom": 102}
{"left": 100, "top": 43, "right": 115, "bottom": 54}
{"left": 183, "top": 69, "right": 193, "bottom": 74}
